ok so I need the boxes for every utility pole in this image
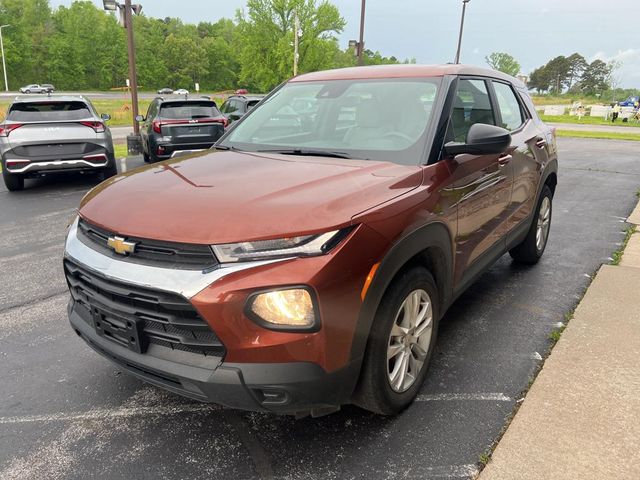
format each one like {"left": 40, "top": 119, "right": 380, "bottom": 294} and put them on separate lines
{"left": 454, "top": 0, "right": 471, "bottom": 64}
{"left": 0, "top": 25, "right": 10, "bottom": 92}
{"left": 124, "top": 0, "right": 140, "bottom": 135}
{"left": 293, "top": 10, "right": 299, "bottom": 76}
{"left": 357, "top": 0, "right": 366, "bottom": 66}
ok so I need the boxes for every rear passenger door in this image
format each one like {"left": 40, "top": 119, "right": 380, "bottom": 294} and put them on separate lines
{"left": 444, "top": 78, "right": 514, "bottom": 288}
{"left": 490, "top": 81, "right": 545, "bottom": 234}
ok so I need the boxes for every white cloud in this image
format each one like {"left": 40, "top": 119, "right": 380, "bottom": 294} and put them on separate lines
{"left": 589, "top": 49, "right": 640, "bottom": 88}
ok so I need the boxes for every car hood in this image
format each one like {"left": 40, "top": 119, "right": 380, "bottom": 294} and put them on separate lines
{"left": 79, "top": 150, "right": 422, "bottom": 244}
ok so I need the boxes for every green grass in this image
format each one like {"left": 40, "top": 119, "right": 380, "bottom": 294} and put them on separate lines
{"left": 479, "top": 453, "right": 491, "bottom": 466}
{"left": 541, "top": 114, "right": 640, "bottom": 128}
{"left": 532, "top": 96, "right": 575, "bottom": 106}
{"left": 556, "top": 130, "right": 640, "bottom": 142}
{"left": 611, "top": 226, "right": 637, "bottom": 266}
{"left": 114, "top": 144, "right": 128, "bottom": 158}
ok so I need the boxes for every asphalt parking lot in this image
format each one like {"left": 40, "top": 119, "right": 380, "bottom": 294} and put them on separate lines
{"left": 0, "top": 138, "right": 638, "bottom": 480}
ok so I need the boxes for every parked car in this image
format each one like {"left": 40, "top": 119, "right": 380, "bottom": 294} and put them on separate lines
{"left": 64, "top": 65, "right": 557, "bottom": 416}
{"left": 19, "top": 84, "right": 48, "bottom": 94}
{"left": 136, "top": 97, "right": 227, "bottom": 162}
{"left": 1, "top": 96, "right": 116, "bottom": 191}
{"left": 157, "top": 87, "right": 173, "bottom": 95}
{"left": 41, "top": 84, "right": 55, "bottom": 93}
{"left": 618, "top": 96, "right": 639, "bottom": 108}
{"left": 220, "top": 94, "right": 264, "bottom": 125}
{"left": 174, "top": 88, "right": 189, "bottom": 96}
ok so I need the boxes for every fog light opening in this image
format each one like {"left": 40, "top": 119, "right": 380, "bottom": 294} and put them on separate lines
{"left": 246, "top": 287, "right": 319, "bottom": 332}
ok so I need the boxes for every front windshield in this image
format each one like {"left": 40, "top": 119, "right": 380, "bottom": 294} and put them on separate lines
{"left": 220, "top": 77, "right": 442, "bottom": 165}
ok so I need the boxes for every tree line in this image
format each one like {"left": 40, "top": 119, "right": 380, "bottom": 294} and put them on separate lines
{"left": 0, "top": 0, "right": 411, "bottom": 93}
{"left": 528, "top": 54, "right": 620, "bottom": 96}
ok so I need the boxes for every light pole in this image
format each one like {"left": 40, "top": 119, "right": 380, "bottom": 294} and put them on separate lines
{"left": 293, "top": 10, "right": 300, "bottom": 76}
{"left": 0, "top": 25, "right": 10, "bottom": 92}
{"left": 102, "top": 0, "right": 142, "bottom": 139}
{"left": 357, "top": 0, "right": 366, "bottom": 66}
{"left": 454, "top": 0, "right": 471, "bottom": 64}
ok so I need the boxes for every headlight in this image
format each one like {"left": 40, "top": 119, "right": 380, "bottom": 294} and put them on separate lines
{"left": 212, "top": 228, "right": 349, "bottom": 263}
{"left": 246, "top": 288, "right": 319, "bottom": 331}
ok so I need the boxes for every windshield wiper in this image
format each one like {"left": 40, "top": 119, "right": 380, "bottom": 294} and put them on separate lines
{"left": 213, "top": 144, "right": 242, "bottom": 152}
{"left": 256, "top": 148, "right": 352, "bottom": 159}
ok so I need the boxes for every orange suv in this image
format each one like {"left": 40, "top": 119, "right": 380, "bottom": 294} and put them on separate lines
{"left": 64, "top": 65, "right": 557, "bottom": 417}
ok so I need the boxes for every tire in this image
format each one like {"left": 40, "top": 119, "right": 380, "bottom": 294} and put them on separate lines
{"left": 100, "top": 158, "right": 118, "bottom": 181}
{"left": 2, "top": 168, "right": 25, "bottom": 191}
{"left": 142, "top": 141, "right": 151, "bottom": 163}
{"left": 509, "top": 185, "right": 553, "bottom": 264}
{"left": 148, "top": 150, "right": 160, "bottom": 163}
{"left": 354, "top": 267, "right": 440, "bottom": 415}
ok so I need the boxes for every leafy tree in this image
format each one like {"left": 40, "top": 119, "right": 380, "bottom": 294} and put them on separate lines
{"left": 528, "top": 66, "right": 551, "bottom": 93}
{"left": 0, "top": 0, "right": 408, "bottom": 93}
{"left": 163, "top": 34, "right": 208, "bottom": 89}
{"left": 581, "top": 59, "right": 612, "bottom": 95}
{"left": 565, "top": 53, "right": 587, "bottom": 90}
{"left": 235, "top": 0, "right": 346, "bottom": 91}
{"left": 544, "top": 56, "right": 571, "bottom": 93}
{"left": 485, "top": 52, "right": 520, "bottom": 76}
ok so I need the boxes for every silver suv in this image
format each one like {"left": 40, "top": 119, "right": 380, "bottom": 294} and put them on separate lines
{"left": 19, "top": 84, "right": 48, "bottom": 94}
{"left": 1, "top": 96, "right": 117, "bottom": 191}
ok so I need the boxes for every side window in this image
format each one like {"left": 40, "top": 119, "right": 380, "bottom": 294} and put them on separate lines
{"left": 448, "top": 79, "right": 496, "bottom": 143}
{"left": 493, "top": 82, "right": 525, "bottom": 131}
{"left": 146, "top": 101, "right": 156, "bottom": 120}
{"left": 225, "top": 100, "right": 238, "bottom": 113}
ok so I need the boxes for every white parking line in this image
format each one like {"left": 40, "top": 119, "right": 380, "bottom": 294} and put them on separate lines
{"left": 416, "top": 393, "right": 512, "bottom": 402}
{"left": 419, "top": 464, "right": 480, "bottom": 478}
{"left": 119, "top": 157, "right": 127, "bottom": 173}
{"left": 0, "top": 404, "right": 222, "bottom": 425}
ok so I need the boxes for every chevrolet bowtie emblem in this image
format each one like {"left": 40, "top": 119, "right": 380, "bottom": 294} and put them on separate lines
{"left": 107, "top": 236, "right": 137, "bottom": 255}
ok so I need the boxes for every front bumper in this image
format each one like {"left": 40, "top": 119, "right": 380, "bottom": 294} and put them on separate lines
{"left": 64, "top": 217, "right": 390, "bottom": 414}
{"left": 69, "top": 300, "right": 357, "bottom": 414}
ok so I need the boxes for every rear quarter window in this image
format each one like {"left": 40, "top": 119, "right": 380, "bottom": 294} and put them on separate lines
{"left": 7, "top": 102, "right": 92, "bottom": 122}
{"left": 160, "top": 102, "right": 221, "bottom": 119}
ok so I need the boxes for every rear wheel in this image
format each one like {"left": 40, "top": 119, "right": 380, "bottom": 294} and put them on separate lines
{"left": 509, "top": 185, "right": 553, "bottom": 264}
{"left": 100, "top": 158, "right": 118, "bottom": 181}
{"left": 354, "top": 267, "right": 439, "bottom": 415}
{"left": 2, "top": 168, "right": 25, "bottom": 191}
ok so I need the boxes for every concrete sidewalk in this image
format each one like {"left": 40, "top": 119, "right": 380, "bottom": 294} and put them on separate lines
{"left": 479, "top": 204, "right": 640, "bottom": 479}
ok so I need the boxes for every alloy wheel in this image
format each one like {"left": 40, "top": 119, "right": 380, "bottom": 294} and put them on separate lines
{"left": 387, "top": 289, "right": 434, "bottom": 393}
{"left": 536, "top": 196, "right": 551, "bottom": 252}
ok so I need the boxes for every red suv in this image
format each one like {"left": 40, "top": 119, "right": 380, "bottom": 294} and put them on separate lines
{"left": 64, "top": 65, "right": 557, "bottom": 416}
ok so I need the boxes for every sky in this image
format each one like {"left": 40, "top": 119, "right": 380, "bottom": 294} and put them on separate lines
{"left": 51, "top": 0, "right": 640, "bottom": 88}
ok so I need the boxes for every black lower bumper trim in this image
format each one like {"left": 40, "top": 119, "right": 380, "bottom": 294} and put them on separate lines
{"left": 69, "top": 302, "right": 359, "bottom": 414}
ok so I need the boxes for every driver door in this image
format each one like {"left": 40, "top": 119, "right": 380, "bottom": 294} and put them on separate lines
{"left": 444, "top": 78, "right": 514, "bottom": 288}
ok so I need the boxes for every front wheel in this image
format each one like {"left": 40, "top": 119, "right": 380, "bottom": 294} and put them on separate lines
{"left": 354, "top": 267, "right": 439, "bottom": 415}
{"left": 509, "top": 185, "right": 553, "bottom": 264}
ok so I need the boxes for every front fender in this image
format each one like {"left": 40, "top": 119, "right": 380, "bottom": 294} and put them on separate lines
{"left": 348, "top": 221, "right": 454, "bottom": 369}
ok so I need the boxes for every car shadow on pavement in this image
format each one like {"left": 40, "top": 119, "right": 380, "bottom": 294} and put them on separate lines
{"left": 10, "top": 171, "right": 104, "bottom": 193}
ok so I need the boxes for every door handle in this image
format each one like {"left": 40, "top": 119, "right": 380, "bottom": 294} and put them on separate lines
{"left": 535, "top": 138, "right": 547, "bottom": 149}
{"left": 498, "top": 154, "right": 512, "bottom": 166}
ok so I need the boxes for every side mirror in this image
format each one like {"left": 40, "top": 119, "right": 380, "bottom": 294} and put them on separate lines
{"left": 444, "top": 123, "right": 511, "bottom": 157}
{"left": 101, "top": 113, "right": 111, "bottom": 121}
{"left": 135, "top": 114, "right": 145, "bottom": 122}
